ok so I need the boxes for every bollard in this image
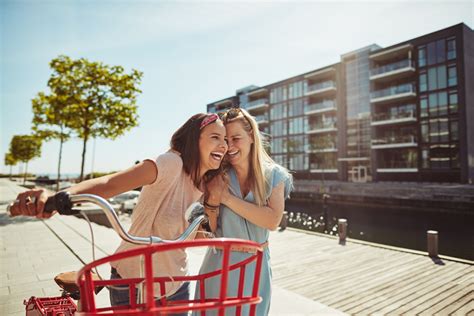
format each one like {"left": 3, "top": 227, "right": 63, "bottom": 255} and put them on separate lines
{"left": 427, "top": 230, "right": 438, "bottom": 257}
{"left": 338, "top": 218, "right": 347, "bottom": 245}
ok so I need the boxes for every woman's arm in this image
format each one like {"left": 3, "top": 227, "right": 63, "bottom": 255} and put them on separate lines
{"left": 222, "top": 182, "right": 286, "bottom": 231}
{"left": 10, "top": 160, "right": 158, "bottom": 218}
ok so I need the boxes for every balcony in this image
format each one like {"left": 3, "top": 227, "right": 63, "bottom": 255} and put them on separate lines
{"left": 247, "top": 88, "right": 268, "bottom": 98}
{"left": 370, "top": 44, "right": 413, "bottom": 62}
{"left": 377, "top": 160, "right": 418, "bottom": 173}
{"left": 214, "top": 99, "right": 232, "bottom": 110}
{"left": 371, "top": 110, "right": 417, "bottom": 126}
{"left": 309, "top": 163, "right": 338, "bottom": 173}
{"left": 245, "top": 98, "right": 269, "bottom": 112}
{"left": 304, "top": 100, "right": 336, "bottom": 115}
{"left": 371, "top": 135, "right": 417, "bottom": 149}
{"left": 304, "top": 67, "right": 336, "bottom": 80}
{"left": 304, "top": 81, "right": 336, "bottom": 97}
{"left": 370, "top": 83, "right": 416, "bottom": 104}
{"left": 307, "top": 144, "right": 337, "bottom": 153}
{"left": 254, "top": 114, "right": 269, "bottom": 125}
{"left": 305, "top": 122, "right": 337, "bottom": 134}
{"left": 370, "top": 59, "right": 415, "bottom": 82}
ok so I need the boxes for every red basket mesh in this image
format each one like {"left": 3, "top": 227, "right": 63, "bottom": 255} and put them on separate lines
{"left": 24, "top": 296, "right": 77, "bottom": 316}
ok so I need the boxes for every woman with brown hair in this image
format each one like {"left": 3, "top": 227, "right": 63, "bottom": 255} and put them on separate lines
{"left": 9, "top": 113, "right": 228, "bottom": 312}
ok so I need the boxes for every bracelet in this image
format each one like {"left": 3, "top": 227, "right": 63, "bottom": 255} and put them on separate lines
{"left": 204, "top": 201, "right": 219, "bottom": 210}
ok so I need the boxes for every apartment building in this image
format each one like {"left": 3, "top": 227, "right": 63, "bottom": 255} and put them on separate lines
{"left": 207, "top": 23, "right": 474, "bottom": 183}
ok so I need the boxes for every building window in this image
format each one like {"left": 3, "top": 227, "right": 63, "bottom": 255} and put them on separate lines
{"left": 429, "top": 93, "right": 438, "bottom": 117}
{"left": 447, "top": 37, "right": 456, "bottom": 60}
{"left": 420, "top": 97, "right": 428, "bottom": 118}
{"left": 270, "top": 103, "right": 287, "bottom": 120}
{"left": 448, "top": 65, "right": 457, "bottom": 87}
{"left": 430, "top": 144, "right": 450, "bottom": 169}
{"left": 427, "top": 42, "right": 436, "bottom": 66}
{"left": 288, "top": 81, "right": 304, "bottom": 99}
{"left": 451, "top": 144, "right": 460, "bottom": 168}
{"left": 438, "top": 91, "right": 448, "bottom": 116}
{"left": 288, "top": 99, "right": 304, "bottom": 117}
{"left": 421, "top": 147, "right": 430, "bottom": 169}
{"left": 421, "top": 123, "right": 429, "bottom": 143}
{"left": 436, "top": 65, "right": 447, "bottom": 89}
{"left": 451, "top": 120, "right": 459, "bottom": 141}
{"left": 270, "top": 120, "right": 287, "bottom": 137}
{"left": 436, "top": 39, "right": 446, "bottom": 64}
{"left": 288, "top": 117, "right": 304, "bottom": 134}
{"left": 449, "top": 91, "right": 458, "bottom": 114}
{"left": 419, "top": 72, "right": 427, "bottom": 92}
{"left": 270, "top": 86, "right": 288, "bottom": 103}
{"left": 418, "top": 46, "right": 426, "bottom": 67}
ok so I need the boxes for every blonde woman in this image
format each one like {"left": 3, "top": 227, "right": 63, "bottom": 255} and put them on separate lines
{"left": 196, "top": 108, "right": 293, "bottom": 315}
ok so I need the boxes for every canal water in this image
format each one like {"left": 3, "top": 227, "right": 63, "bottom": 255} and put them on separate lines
{"left": 286, "top": 200, "right": 474, "bottom": 261}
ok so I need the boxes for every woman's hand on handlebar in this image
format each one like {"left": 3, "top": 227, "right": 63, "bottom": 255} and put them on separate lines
{"left": 9, "top": 188, "right": 55, "bottom": 219}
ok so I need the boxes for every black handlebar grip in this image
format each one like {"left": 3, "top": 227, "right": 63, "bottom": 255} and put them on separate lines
{"left": 43, "top": 191, "right": 78, "bottom": 215}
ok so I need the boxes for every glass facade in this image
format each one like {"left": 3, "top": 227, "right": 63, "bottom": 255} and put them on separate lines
{"left": 417, "top": 36, "right": 459, "bottom": 170}
{"left": 207, "top": 25, "right": 469, "bottom": 183}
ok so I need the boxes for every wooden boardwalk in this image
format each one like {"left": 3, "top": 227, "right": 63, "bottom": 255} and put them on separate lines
{"left": 269, "top": 229, "right": 473, "bottom": 315}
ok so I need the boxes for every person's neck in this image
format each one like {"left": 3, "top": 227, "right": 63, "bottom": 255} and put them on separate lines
{"left": 234, "top": 162, "right": 250, "bottom": 184}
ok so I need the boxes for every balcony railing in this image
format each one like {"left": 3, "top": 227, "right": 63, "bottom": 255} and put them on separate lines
{"left": 309, "top": 163, "right": 338, "bottom": 172}
{"left": 371, "top": 135, "right": 417, "bottom": 149}
{"left": 370, "top": 83, "right": 416, "bottom": 101}
{"left": 254, "top": 114, "right": 269, "bottom": 124}
{"left": 378, "top": 160, "right": 418, "bottom": 169}
{"left": 371, "top": 110, "right": 416, "bottom": 126}
{"left": 306, "top": 122, "right": 337, "bottom": 133}
{"left": 306, "top": 81, "right": 336, "bottom": 94}
{"left": 307, "top": 143, "right": 337, "bottom": 152}
{"left": 370, "top": 59, "right": 414, "bottom": 77}
{"left": 246, "top": 98, "right": 269, "bottom": 111}
{"left": 304, "top": 100, "right": 336, "bottom": 114}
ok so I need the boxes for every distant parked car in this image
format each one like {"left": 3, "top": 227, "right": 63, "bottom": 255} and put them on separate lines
{"left": 120, "top": 196, "right": 139, "bottom": 214}
{"left": 108, "top": 190, "right": 140, "bottom": 208}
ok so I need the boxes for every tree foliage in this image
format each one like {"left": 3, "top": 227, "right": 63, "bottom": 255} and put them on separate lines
{"left": 32, "top": 92, "right": 73, "bottom": 190}
{"left": 43, "top": 55, "right": 143, "bottom": 181}
{"left": 9, "top": 135, "right": 42, "bottom": 183}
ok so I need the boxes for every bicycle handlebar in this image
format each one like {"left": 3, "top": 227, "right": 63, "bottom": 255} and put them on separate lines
{"left": 44, "top": 192, "right": 207, "bottom": 245}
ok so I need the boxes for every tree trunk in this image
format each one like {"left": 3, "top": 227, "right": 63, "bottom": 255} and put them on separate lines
{"left": 23, "top": 161, "right": 28, "bottom": 185}
{"left": 56, "top": 134, "right": 64, "bottom": 191}
{"left": 80, "top": 132, "right": 89, "bottom": 182}
{"left": 9, "top": 165, "right": 12, "bottom": 180}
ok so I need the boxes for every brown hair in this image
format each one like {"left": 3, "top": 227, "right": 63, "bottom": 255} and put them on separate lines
{"left": 170, "top": 113, "right": 222, "bottom": 188}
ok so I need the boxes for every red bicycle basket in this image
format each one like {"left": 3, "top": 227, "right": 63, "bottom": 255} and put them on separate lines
{"left": 75, "top": 238, "right": 264, "bottom": 316}
{"left": 24, "top": 296, "right": 77, "bottom": 316}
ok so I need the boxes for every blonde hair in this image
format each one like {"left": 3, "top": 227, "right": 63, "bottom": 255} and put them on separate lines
{"left": 222, "top": 108, "right": 277, "bottom": 206}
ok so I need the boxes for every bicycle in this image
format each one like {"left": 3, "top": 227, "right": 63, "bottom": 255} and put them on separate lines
{"left": 11, "top": 192, "right": 265, "bottom": 316}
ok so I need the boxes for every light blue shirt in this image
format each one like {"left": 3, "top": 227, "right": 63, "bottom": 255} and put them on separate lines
{"left": 194, "top": 165, "right": 292, "bottom": 316}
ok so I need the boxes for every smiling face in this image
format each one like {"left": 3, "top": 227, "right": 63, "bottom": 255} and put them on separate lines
{"left": 225, "top": 120, "right": 254, "bottom": 168}
{"left": 198, "top": 119, "right": 228, "bottom": 173}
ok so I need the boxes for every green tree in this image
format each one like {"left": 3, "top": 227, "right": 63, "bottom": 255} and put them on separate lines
{"left": 32, "top": 92, "right": 73, "bottom": 191}
{"left": 4, "top": 152, "right": 18, "bottom": 180}
{"left": 9, "top": 135, "right": 42, "bottom": 184}
{"left": 47, "top": 55, "right": 143, "bottom": 181}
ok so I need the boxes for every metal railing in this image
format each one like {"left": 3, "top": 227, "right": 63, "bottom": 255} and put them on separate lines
{"left": 372, "top": 110, "right": 416, "bottom": 122}
{"left": 371, "top": 135, "right": 417, "bottom": 145}
{"left": 306, "top": 121, "right": 337, "bottom": 132}
{"left": 246, "top": 98, "right": 268, "bottom": 109}
{"left": 371, "top": 83, "right": 416, "bottom": 99}
{"left": 370, "top": 59, "right": 414, "bottom": 76}
{"left": 305, "top": 100, "right": 336, "bottom": 113}
{"left": 306, "top": 80, "right": 336, "bottom": 93}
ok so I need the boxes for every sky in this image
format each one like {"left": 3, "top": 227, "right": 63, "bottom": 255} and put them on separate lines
{"left": 1, "top": 0, "right": 473, "bottom": 176}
